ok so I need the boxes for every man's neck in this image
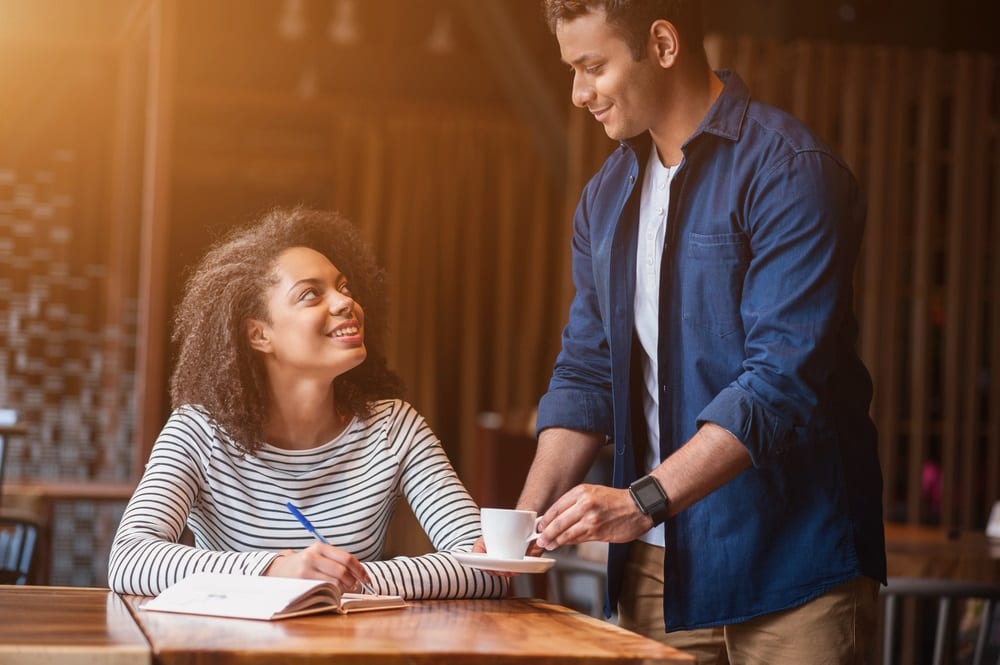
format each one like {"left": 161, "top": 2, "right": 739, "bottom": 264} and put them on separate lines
{"left": 649, "top": 68, "right": 723, "bottom": 167}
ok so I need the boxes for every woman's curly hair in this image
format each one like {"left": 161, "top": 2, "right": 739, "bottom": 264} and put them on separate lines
{"left": 169, "top": 206, "right": 402, "bottom": 454}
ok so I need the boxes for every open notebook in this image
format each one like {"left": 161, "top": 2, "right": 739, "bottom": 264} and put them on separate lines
{"left": 141, "top": 572, "right": 406, "bottom": 620}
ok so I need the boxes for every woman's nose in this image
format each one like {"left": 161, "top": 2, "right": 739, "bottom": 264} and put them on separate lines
{"left": 328, "top": 293, "right": 354, "bottom": 317}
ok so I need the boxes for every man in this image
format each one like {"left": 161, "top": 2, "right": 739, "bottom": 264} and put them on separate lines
{"left": 517, "top": 1, "right": 886, "bottom": 662}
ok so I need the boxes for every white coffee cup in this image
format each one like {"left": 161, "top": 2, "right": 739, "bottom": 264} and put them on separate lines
{"left": 480, "top": 508, "right": 542, "bottom": 560}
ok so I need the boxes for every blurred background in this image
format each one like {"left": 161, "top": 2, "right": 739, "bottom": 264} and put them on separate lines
{"left": 0, "top": 0, "right": 998, "bottom": 596}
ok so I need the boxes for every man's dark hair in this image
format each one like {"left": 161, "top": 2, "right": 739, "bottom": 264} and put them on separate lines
{"left": 542, "top": 0, "right": 706, "bottom": 62}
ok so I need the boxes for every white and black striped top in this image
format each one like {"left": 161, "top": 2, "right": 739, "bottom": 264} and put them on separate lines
{"left": 108, "top": 399, "right": 507, "bottom": 598}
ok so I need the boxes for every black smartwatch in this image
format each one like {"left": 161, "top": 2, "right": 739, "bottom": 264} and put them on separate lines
{"left": 628, "top": 475, "right": 670, "bottom": 525}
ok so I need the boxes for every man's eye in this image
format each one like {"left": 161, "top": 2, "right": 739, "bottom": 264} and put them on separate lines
{"left": 585, "top": 64, "right": 602, "bottom": 74}
{"left": 339, "top": 284, "right": 352, "bottom": 296}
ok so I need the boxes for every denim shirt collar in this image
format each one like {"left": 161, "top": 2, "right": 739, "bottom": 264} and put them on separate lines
{"left": 618, "top": 69, "right": 750, "bottom": 156}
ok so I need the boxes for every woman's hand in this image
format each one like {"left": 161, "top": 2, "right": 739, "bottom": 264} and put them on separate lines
{"left": 470, "top": 537, "right": 520, "bottom": 578}
{"left": 264, "top": 543, "right": 372, "bottom": 592}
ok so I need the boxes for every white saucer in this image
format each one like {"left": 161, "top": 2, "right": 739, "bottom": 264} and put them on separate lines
{"left": 453, "top": 552, "right": 556, "bottom": 574}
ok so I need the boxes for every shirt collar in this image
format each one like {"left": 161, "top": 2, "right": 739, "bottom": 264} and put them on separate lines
{"left": 619, "top": 69, "right": 750, "bottom": 156}
{"left": 693, "top": 69, "right": 749, "bottom": 143}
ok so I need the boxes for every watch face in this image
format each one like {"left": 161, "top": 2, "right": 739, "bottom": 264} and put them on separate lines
{"left": 633, "top": 477, "right": 665, "bottom": 508}
{"left": 634, "top": 481, "right": 662, "bottom": 506}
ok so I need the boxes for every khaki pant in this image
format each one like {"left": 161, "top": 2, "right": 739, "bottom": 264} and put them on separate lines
{"left": 618, "top": 541, "right": 879, "bottom": 665}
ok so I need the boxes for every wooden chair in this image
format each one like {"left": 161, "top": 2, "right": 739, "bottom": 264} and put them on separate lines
{"left": 472, "top": 410, "right": 539, "bottom": 511}
{"left": 881, "top": 577, "right": 1000, "bottom": 665}
{"left": 0, "top": 516, "right": 41, "bottom": 584}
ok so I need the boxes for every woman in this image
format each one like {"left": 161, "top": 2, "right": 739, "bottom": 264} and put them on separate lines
{"left": 108, "top": 207, "right": 507, "bottom": 599}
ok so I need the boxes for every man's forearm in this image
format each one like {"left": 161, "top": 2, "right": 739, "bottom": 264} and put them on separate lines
{"left": 650, "top": 422, "right": 753, "bottom": 518}
{"left": 516, "top": 427, "right": 604, "bottom": 513}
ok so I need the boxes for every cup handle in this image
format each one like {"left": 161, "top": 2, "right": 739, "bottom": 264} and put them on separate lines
{"left": 525, "top": 515, "right": 543, "bottom": 543}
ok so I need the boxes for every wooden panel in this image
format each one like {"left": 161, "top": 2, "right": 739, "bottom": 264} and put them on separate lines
{"left": 877, "top": 50, "right": 911, "bottom": 525}
{"left": 133, "top": 0, "right": 177, "bottom": 477}
{"left": 861, "top": 48, "right": 891, "bottom": 508}
{"left": 939, "top": 54, "right": 968, "bottom": 527}
{"left": 456, "top": 129, "right": 488, "bottom": 485}
{"left": 906, "top": 50, "right": 939, "bottom": 524}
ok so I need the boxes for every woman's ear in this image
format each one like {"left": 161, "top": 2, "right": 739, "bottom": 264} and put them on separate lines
{"left": 246, "top": 319, "right": 271, "bottom": 353}
{"left": 649, "top": 19, "right": 679, "bottom": 68}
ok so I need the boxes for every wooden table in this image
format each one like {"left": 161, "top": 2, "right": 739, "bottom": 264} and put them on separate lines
{"left": 884, "top": 521, "right": 1000, "bottom": 584}
{"left": 0, "top": 585, "right": 150, "bottom": 665}
{"left": 122, "top": 595, "right": 694, "bottom": 664}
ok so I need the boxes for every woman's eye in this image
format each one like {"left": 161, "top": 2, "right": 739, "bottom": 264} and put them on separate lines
{"left": 339, "top": 283, "right": 352, "bottom": 296}
{"left": 299, "top": 288, "right": 319, "bottom": 301}
{"left": 585, "top": 64, "right": 602, "bottom": 74}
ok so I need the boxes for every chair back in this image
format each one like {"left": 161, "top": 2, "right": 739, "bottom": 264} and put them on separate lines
{"left": 881, "top": 577, "right": 1000, "bottom": 665}
{"left": 546, "top": 547, "right": 608, "bottom": 619}
{"left": 0, "top": 517, "right": 40, "bottom": 584}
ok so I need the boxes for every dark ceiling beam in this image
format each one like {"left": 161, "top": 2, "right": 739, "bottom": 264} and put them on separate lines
{"left": 454, "top": 1, "right": 567, "bottom": 189}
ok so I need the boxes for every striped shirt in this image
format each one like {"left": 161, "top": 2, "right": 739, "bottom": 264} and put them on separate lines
{"left": 108, "top": 399, "right": 507, "bottom": 598}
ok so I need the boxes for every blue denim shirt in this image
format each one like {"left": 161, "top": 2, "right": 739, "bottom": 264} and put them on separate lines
{"left": 536, "top": 71, "right": 886, "bottom": 631}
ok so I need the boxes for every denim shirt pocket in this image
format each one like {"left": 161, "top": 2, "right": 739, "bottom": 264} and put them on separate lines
{"left": 682, "top": 231, "right": 749, "bottom": 337}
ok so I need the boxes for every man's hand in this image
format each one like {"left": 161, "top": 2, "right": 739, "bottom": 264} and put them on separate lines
{"left": 535, "top": 483, "right": 652, "bottom": 550}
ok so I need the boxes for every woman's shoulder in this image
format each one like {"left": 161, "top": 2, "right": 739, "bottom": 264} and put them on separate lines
{"left": 366, "top": 398, "right": 420, "bottom": 421}
{"left": 167, "top": 404, "right": 214, "bottom": 429}
{"left": 159, "top": 405, "right": 229, "bottom": 449}
{"left": 361, "top": 399, "right": 431, "bottom": 439}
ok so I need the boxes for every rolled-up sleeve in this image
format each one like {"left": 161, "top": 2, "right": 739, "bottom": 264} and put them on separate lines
{"left": 537, "top": 388, "right": 613, "bottom": 436}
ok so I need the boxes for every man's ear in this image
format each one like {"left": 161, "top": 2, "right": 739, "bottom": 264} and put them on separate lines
{"left": 246, "top": 319, "right": 271, "bottom": 353}
{"left": 649, "top": 19, "right": 679, "bottom": 68}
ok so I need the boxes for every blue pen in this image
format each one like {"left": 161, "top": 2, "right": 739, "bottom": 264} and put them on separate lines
{"left": 284, "top": 501, "right": 375, "bottom": 595}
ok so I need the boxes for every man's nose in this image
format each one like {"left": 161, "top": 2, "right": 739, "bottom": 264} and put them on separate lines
{"left": 571, "top": 73, "right": 593, "bottom": 108}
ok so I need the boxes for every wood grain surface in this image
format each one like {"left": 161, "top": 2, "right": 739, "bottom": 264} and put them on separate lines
{"left": 124, "top": 595, "right": 694, "bottom": 665}
{"left": 0, "top": 585, "right": 150, "bottom": 665}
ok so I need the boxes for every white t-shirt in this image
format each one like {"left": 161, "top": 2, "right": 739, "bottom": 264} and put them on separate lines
{"left": 634, "top": 145, "right": 679, "bottom": 548}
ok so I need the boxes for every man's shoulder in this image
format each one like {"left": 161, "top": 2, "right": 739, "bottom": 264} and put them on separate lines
{"left": 741, "top": 98, "right": 839, "bottom": 159}
{"left": 710, "top": 70, "right": 830, "bottom": 155}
